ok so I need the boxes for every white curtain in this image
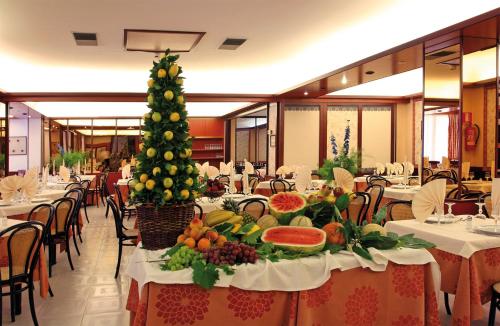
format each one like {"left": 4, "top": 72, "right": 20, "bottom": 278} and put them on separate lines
{"left": 424, "top": 114, "right": 449, "bottom": 161}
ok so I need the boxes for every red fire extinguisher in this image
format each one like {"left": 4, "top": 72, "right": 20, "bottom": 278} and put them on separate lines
{"left": 463, "top": 112, "right": 480, "bottom": 151}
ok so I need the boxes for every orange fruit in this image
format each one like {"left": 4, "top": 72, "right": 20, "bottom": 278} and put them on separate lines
{"left": 197, "top": 238, "right": 211, "bottom": 251}
{"left": 183, "top": 227, "right": 191, "bottom": 237}
{"left": 176, "top": 234, "right": 186, "bottom": 244}
{"left": 216, "top": 235, "right": 227, "bottom": 248}
{"left": 184, "top": 237, "right": 196, "bottom": 249}
{"left": 189, "top": 217, "right": 203, "bottom": 229}
{"left": 205, "top": 230, "right": 218, "bottom": 241}
{"left": 190, "top": 228, "right": 202, "bottom": 240}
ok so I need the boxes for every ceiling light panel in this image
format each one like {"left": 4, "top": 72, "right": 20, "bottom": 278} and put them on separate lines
{"left": 124, "top": 29, "right": 205, "bottom": 53}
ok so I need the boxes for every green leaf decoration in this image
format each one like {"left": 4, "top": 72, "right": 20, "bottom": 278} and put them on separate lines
{"left": 324, "top": 243, "right": 344, "bottom": 254}
{"left": 191, "top": 260, "right": 220, "bottom": 289}
{"left": 352, "top": 244, "right": 372, "bottom": 260}
{"left": 221, "top": 265, "right": 235, "bottom": 275}
{"left": 241, "top": 229, "right": 263, "bottom": 245}
{"left": 335, "top": 194, "right": 350, "bottom": 211}
{"left": 373, "top": 206, "right": 388, "bottom": 225}
{"left": 213, "top": 223, "right": 233, "bottom": 234}
{"left": 397, "top": 233, "right": 436, "bottom": 249}
{"left": 160, "top": 243, "right": 184, "bottom": 259}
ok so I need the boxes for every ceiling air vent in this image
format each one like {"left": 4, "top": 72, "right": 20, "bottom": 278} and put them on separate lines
{"left": 425, "top": 50, "right": 455, "bottom": 60}
{"left": 73, "top": 32, "right": 97, "bottom": 46}
{"left": 219, "top": 38, "right": 246, "bottom": 50}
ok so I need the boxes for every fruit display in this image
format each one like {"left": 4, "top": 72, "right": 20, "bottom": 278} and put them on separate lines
{"left": 256, "top": 214, "right": 279, "bottom": 230}
{"left": 261, "top": 226, "right": 326, "bottom": 253}
{"left": 361, "top": 223, "right": 387, "bottom": 236}
{"left": 205, "top": 210, "right": 243, "bottom": 227}
{"left": 268, "top": 192, "right": 307, "bottom": 224}
{"left": 203, "top": 179, "right": 226, "bottom": 198}
{"left": 202, "top": 242, "right": 258, "bottom": 266}
{"left": 130, "top": 50, "right": 200, "bottom": 206}
{"left": 289, "top": 215, "right": 313, "bottom": 227}
{"left": 322, "top": 222, "right": 345, "bottom": 245}
{"left": 177, "top": 217, "right": 228, "bottom": 250}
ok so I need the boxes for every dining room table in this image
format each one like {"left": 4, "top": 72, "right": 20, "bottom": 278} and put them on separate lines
{"left": 354, "top": 175, "right": 407, "bottom": 191}
{"left": 254, "top": 179, "right": 326, "bottom": 197}
{"left": 385, "top": 217, "right": 500, "bottom": 325}
{"left": 125, "top": 243, "right": 441, "bottom": 326}
{"left": 195, "top": 194, "right": 268, "bottom": 214}
{"left": 383, "top": 185, "right": 420, "bottom": 201}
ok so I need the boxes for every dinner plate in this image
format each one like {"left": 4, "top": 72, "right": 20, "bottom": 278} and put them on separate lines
{"left": 425, "top": 215, "right": 461, "bottom": 224}
{"left": 31, "top": 198, "right": 50, "bottom": 203}
{"left": 475, "top": 225, "right": 500, "bottom": 236}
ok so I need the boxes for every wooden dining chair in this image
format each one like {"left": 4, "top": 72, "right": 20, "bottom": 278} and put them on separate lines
{"left": 270, "top": 179, "right": 291, "bottom": 194}
{"left": 249, "top": 177, "right": 259, "bottom": 194}
{"left": 64, "top": 188, "right": 84, "bottom": 248}
{"left": 480, "top": 193, "right": 492, "bottom": 218}
{"left": 113, "top": 183, "right": 136, "bottom": 220}
{"left": 238, "top": 198, "right": 267, "bottom": 220}
{"left": 106, "top": 197, "right": 138, "bottom": 278}
{"left": 49, "top": 197, "right": 76, "bottom": 275}
{"left": 366, "top": 176, "right": 391, "bottom": 188}
{"left": 488, "top": 282, "right": 500, "bottom": 325}
{"left": 80, "top": 180, "right": 92, "bottom": 223}
{"left": 385, "top": 200, "right": 414, "bottom": 222}
{"left": 88, "top": 174, "right": 102, "bottom": 206}
{"left": 0, "top": 221, "right": 45, "bottom": 325}
{"left": 422, "top": 168, "right": 433, "bottom": 184}
{"left": 64, "top": 182, "right": 81, "bottom": 190}
{"left": 346, "top": 192, "right": 370, "bottom": 225}
{"left": 310, "top": 173, "right": 321, "bottom": 180}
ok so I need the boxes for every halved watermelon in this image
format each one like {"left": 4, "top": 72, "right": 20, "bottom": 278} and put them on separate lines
{"left": 261, "top": 226, "right": 326, "bottom": 253}
{"left": 268, "top": 192, "right": 307, "bottom": 225}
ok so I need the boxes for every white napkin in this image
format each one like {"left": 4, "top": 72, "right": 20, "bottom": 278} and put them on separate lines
{"left": 375, "top": 162, "right": 385, "bottom": 175}
{"left": 295, "top": 166, "right": 311, "bottom": 193}
{"left": 42, "top": 166, "right": 49, "bottom": 185}
{"left": 220, "top": 162, "right": 228, "bottom": 175}
{"left": 22, "top": 175, "right": 38, "bottom": 200}
{"left": 276, "top": 165, "right": 290, "bottom": 178}
{"left": 491, "top": 178, "right": 500, "bottom": 215}
{"left": 59, "top": 166, "right": 70, "bottom": 182}
{"left": 0, "top": 176, "right": 24, "bottom": 202}
{"left": 411, "top": 179, "right": 446, "bottom": 222}
{"left": 206, "top": 166, "right": 219, "bottom": 179}
{"left": 242, "top": 171, "right": 250, "bottom": 194}
{"left": 405, "top": 162, "right": 414, "bottom": 176}
{"left": 244, "top": 160, "right": 254, "bottom": 174}
{"left": 196, "top": 162, "right": 210, "bottom": 177}
{"left": 333, "top": 167, "right": 354, "bottom": 193}
{"left": 122, "top": 164, "right": 131, "bottom": 179}
{"left": 229, "top": 169, "right": 237, "bottom": 194}
{"left": 385, "top": 163, "right": 394, "bottom": 176}
{"left": 393, "top": 162, "right": 403, "bottom": 175}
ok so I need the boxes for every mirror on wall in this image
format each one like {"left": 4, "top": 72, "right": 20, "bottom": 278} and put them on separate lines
{"left": 234, "top": 107, "right": 268, "bottom": 173}
{"left": 422, "top": 43, "right": 461, "bottom": 182}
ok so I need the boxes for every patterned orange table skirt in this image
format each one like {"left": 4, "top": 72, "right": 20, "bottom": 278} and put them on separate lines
{"left": 429, "top": 247, "right": 500, "bottom": 325}
{"left": 126, "top": 262, "right": 440, "bottom": 326}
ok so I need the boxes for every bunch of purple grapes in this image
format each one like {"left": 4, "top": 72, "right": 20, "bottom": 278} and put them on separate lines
{"left": 202, "top": 242, "right": 258, "bottom": 266}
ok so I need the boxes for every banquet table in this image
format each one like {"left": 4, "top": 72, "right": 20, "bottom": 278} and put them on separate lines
{"left": 383, "top": 186, "right": 420, "bottom": 201}
{"left": 354, "top": 175, "right": 406, "bottom": 191}
{"left": 385, "top": 218, "right": 500, "bottom": 324}
{"left": 254, "top": 179, "right": 325, "bottom": 197}
{"left": 46, "top": 174, "right": 97, "bottom": 190}
{"left": 126, "top": 244, "right": 441, "bottom": 326}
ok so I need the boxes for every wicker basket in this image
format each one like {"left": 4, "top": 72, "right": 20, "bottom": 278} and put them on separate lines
{"left": 137, "top": 202, "right": 195, "bottom": 250}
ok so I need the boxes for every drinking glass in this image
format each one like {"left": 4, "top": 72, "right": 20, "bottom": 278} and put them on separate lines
{"left": 435, "top": 207, "right": 445, "bottom": 225}
{"left": 485, "top": 171, "right": 491, "bottom": 181}
{"left": 445, "top": 202, "right": 455, "bottom": 218}
{"left": 492, "top": 206, "right": 500, "bottom": 231}
{"left": 468, "top": 172, "right": 474, "bottom": 181}
{"left": 475, "top": 203, "right": 487, "bottom": 219}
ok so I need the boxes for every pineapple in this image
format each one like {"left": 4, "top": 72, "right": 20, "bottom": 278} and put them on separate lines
{"left": 242, "top": 212, "right": 255, "bottom": 225}
{"left": 222, "top": 198, "right": 240, "bottom": 214}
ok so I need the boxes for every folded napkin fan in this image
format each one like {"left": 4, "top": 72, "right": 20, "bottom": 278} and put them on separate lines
{"left": 375, "top": 162, "right": 385, "bottom": 175}
{"left": 22, "top": 175, "right": 38, "bottom": 199}
{"left": 411, "top": 179, "right": 446, "bottom": 222}
{"left": 393, "top": 162, "right": 403, "bottom": 175}
{"left": 491, "top": 178, "right": 500, "bottom": 215}
{"left": 122, "top": 164, "right": 131, "bottom": 179}
{"left": 295, "top": 166, "right": 312, "bottom": 193}
{"left": 244, "top": 160, "right": 254, "bottom": 174}
{"left": 276, "top": 165, "right": 291, "bottom": 176}
{"left": 461, "top": 162, "right": 470, "bottom": 179}
{"left": 0, "top": 175, "right": 24, "bottom": 202}
{"left": 333, "top": 167, "right": 354, "bottom": 193}
{"left": 206, "top": 166, "right": 220, "bottom": 179}
{"left": 59, "top": 166, "right": 71, "bottom": 183}
{"left": 385, "top": 163, "right": 394, "bottom": 176}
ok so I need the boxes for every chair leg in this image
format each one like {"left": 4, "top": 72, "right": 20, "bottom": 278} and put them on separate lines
{"left": 28, "top": 280, "right": 38, "bottom": 326}
{"left": 9, "top": 283, "right": 15, "bottom": 322}
{"left": 48, "top": 241, "right": 55, "bottom": 277}
{"left": 444, "top": 292, "right": 452, "bottom": 315}
{"left": 105, "top": 203, "right": 110, "bottom": 218}
{"left": 115, "top": 240, "right": 123, "bottom": 278}
{"left": 66, "top": 236, "right": 75, "bottom": 270}
{"left": 71, "top": 223, "right": 80, "bottom": 256}
{"left": 83, "top": 204, "right": 90, "bottom": 223}
{"left": 48, "top": 285, "right": 54, "bottom": 297}
{"left": 488, "top": 293, "right": 497, "bottom": 326}
{"left": 75, "top": 217, "right": 83, "bottom": 243}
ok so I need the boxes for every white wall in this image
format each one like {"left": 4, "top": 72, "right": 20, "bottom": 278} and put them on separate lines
{"left": 361, "top": 107, "right": 392, "bottom": 168}
{"left": 283, "top": 106, "right": 319, "bottom": 169}
{"left": 9, "top": 118, "right": 28, "bottom": 172}
{"left": 28, "top": 118, "right": 42, "bottom": 169}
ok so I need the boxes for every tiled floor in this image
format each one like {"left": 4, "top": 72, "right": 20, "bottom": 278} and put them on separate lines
{"left": 1, "top": 205, "right": 498, "bottom": 325}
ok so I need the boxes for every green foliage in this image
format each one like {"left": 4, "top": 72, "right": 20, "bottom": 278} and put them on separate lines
{"left": 52, "top": 151, "right": 88, "bottom": 169}
{"left": 318, "top": 151, "right": 360, "bottom": 182}
{"left": 131, "top": 49, "right": 201, "bottom": 206}
{"left": 373, "top": 206, "right": 388, "bottom": 225}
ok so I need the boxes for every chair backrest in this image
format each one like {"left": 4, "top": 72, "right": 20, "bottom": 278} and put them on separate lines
{"left": 365, "top": 184, "right": 384, "bottom": 216}
{"left": 0, "top": 221, "right": 44, "bottom": 278}
{"left": 346, "top": 192, "right": 370, "bottom": 225}
{"left": 51, "top": 197, "right": 76, "bottom": 234}
{"left": 106, "top": 197, "right": 125, "bottom": 239}
{"left": 270, "top": 179, "right": 291, "bottom": 194}
{"left": 238, "top": 198, "right": 267, "bottom": 220}
{"left": 64, "top": 188, "right": 83, "bottom": 220}
{"left": 446, "top": 184, "right": 468, "bottom": 199}
{"left": 80, "top": 179, "right": 91, "bottom": 197}
{"left": 65, "top": 182, "right": 82, "bottom": 190}
{"left": 27, "top": 203, "right": 55, "bottom": 240}
{"left": 249, "top": 177, "right": 259, "bottom": 194}
{"left": 422, "top": 168, "right": 433, "bottom": 183}
{"left": 367, "top": 176, "right": 391, "bottom": 188}
{"left": 101, "top": 173, "right": 110, "bottom": 197}
{"left": 444, "top": 198, "right": 479, "bottom": 215}
{"left": 480, "top": 193, "right": 492, "bottom": 218}
{"left": 386, "top": 200, "right": 414, "bottom": 222}
{"left": 69, "top": 176, "right": 80, "bottom": 183}
{"left": 193, "top": 203, "right": 204, "bottom": 218}
{"left": 113, "top": 183, "right": 126, "bottom": 210}
{"left": 426, "top": 174, "right": 456, "bottom": 185}
{"left": 215, "top": 175, "right": 230, "bottom": 186}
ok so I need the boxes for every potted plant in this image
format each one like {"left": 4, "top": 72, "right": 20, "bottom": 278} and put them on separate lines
{"left": 130, "top": 50, "right": 201, "bottom": 250}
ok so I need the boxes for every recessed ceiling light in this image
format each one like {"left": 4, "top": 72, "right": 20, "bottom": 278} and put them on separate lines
{"left": 365, "top": 70, "right": 375, "bottom": 75}
{"left": 304, "top": 91, "right": 309, "bottom": 96}
{"left": 341, "top": 74, "right": 348, "bottom": 85}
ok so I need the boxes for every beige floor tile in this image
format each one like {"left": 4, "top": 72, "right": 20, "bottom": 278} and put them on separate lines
{"left": 81, "top": 311, "right": 129, "bottom": 326}
{"left": 85, "top": 296, "right": 128, "bottom": 315}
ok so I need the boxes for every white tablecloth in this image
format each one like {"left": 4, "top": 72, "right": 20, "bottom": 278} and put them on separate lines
{"left": 196, "top": 194, "right": 268, "bottom": 214}
{"left": 385, "top": 218, "right": 500, "bottom": 258}
{"left": 127, "top": 243, "right": 439, "bottom": 296}
{"left": 0, "top": 201, "right": 51, "bottom": 217}
{"left": 117, "top": 178, "right": 131, "bottom": 186}
{"left": 354, "top": 175, "right": 405, "bottom": 184}
{"left": 383, "top": 186, "right": 420, "bottom": 201}
{"left": 35, "top": 189, "right": 66, "bottom": 200}
{"left": 255, "top": 179, "right": 325, "bottom": 191}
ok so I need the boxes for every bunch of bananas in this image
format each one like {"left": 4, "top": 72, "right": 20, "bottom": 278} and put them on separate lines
{"left": 205, "top": 210, "right": 243, "bottom": 227}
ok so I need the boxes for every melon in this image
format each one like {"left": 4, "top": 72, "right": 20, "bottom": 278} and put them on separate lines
{"left": 362, "top": 223, "right": 387, "bottom": 236}
{"left": 289, "top": 215, "right": 313, "bottom": 227}
{"left": 257, "top": 214, "right": 279, "bottom": 230}
{"left": 268, "top": 192, "right": 307, "bottom": 225}
{"left": 261, "top": 226, "right": 326, "bottom": 253}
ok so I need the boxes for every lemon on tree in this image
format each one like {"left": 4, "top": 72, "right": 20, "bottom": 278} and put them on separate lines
{"left": 131, "top": 49, "right": 200, "bottom": 208}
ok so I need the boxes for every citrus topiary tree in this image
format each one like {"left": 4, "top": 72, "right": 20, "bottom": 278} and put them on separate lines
{"left": 130, "top": 50, "right": 200, "bottom": 207}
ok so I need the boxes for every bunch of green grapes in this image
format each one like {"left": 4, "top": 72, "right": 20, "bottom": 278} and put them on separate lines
{"left": 162, "top": 246, "right": 203, "bottom": 271}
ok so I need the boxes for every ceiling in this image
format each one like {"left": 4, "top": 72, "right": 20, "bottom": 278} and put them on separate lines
{"left": 0, "top": 1, "right": 497, "bottom": 95}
